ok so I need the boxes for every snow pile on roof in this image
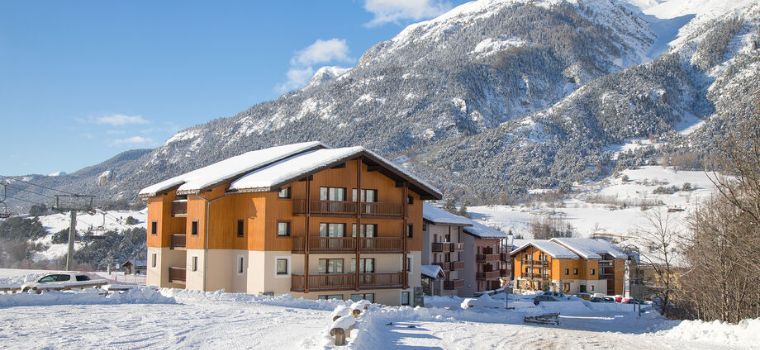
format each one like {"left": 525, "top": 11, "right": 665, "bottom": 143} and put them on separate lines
{"left": 421, "top": 264, "right": 444, "bottom": 279}
{"left": 230, "top": 147, "right": 364, "bottom": 191}
{"left": 514, "top": 240, "right": 579, "bottom": 259}
{"left": 422, "top": 203, "right": 472, "bottom": 226}
{"left": 551, "top": 238, "right": 628, "bottom": 259}
{"left": 139, "top": 142, "right": 323, "bottom": 196}
{"left": 463, "top": 221, "right": 506, "bottom": 239}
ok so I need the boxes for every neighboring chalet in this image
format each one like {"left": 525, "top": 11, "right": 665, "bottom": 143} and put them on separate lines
{"left": 421, "top": 204, "right": 509, "bottom": 297}
{"left": 139, "top": 141, "right": 442, "bottom": 306}
{"left": 511, "top": 238, "right": 628, "bottom": 295}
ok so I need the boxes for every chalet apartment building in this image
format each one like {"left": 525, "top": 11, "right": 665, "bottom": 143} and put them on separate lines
{"left": 421, "top": 204, "right": 509, "bottom": 297}
{"left": 139, "top": 141, "right": 442, "bottom": 306}
{"left": 511, "top": 238, "right": 628, "bottom": 295}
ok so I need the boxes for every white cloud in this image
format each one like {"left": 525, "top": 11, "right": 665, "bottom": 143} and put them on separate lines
{"left": 364, "top": 0, "right": 452, "bottom": 26}
{"left": 113, "top": 136, "right": 153, "bottom": 145}
{"left": 277, "top": 38, "right": 353, "bottom": 93}
{"left": 93, "top": 114, "right": 149, "bottom": 126}
{"left": 291, "top": 39, "right": 352, "bottom": 66}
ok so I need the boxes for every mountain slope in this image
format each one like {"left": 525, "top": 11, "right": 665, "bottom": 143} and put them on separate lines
{"left": 6, "top": 0, "right": 759, "bottom": 207}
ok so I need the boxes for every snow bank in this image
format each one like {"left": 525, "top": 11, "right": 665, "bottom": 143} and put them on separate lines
{"left": 661, "top": 318, "right": 760, "bottom": 348}
{"left": 0, "top": 287, "right": 174, "bottom": 308}
{"left": 160, "top": 288, "right": 349, "bottom": 311}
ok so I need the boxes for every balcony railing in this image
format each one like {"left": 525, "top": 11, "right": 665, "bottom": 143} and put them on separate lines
{"left": 476, "top": 271, "right": 501, "bottom": 280}
{"left": 171, "top": 200, "right": 187, "bottom": 217}
{"left": 521, "top": 259, "right": 549, "bottom": 266}
{"left": 453, "top": 243, "right": 464, "bottom": 251}
{"left": 434, "top": 262, "right": 450, "bottom": 271}
{"left": 444, "top": 279, "right": 464, "bottom": 290}
{"left": 500, "top": 252, "right": 509, "bottom": 261}
{"left": 482, "top": 246, "right": 496, "bottom": 254}
{"left": 292, "top": 200, "right": 403, "bottom": 217}
{"left": 168, "top": 267, "right": 186, "bottom": 284}
{"left": 292, "top": 236, "right": 403, "bottom": 253}
{"left": 291, "top": 272, "right": 405, "bottom": 292}
{"left": 450, "top": 261, "right": 465, "bottom": 270}
{"left": 499, "top": 269, "right": 509, "bottom": 277}
{"left": 477, "top": 254, "right": 501, "bottom": 263}
{"left": 171, "top": 234, "right": 186, "bottom": 250}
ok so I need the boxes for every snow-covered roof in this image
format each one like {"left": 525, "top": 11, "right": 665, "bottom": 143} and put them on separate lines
{"left": 510, "top": 240, "right": 579, "bottom": 259}
{"left": 422, "top": 203, "right": 473, "bottom": 226}
{"left": 421, "top": 264, "right": 445, "bottom": 279}
{"left": 550, "top": 238, "right": 628, "bottom": 260}
{"left": 229, "top": 147, "right": 364, "bottom": 191}
{"left": 463, "top": 221, "right": 506, "bottom": 239}
{"left": 139, "top": 142, "right": 324, "bottom": 197}
{"left": 140, "top": 142, "right": 442, "bottom": 200}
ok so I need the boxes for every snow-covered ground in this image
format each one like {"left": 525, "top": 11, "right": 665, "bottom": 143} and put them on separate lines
{"left": 469, "top": 166, "right": 717, "bottom": 237}
{"left": 1, "top": 268, "right": 757, "bottom": 349}
{"left": 29, "top": 209, "right": 146, "bottom": 261}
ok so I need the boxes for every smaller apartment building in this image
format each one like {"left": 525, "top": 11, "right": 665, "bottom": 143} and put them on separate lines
{"left": 421, "top": 204, "right": 508, "bottom": 297}
{"left": 511, "top": 238, "right": 628, "bottom": 295}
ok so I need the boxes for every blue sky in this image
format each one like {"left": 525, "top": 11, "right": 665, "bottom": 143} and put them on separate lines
{"left": 0, "top": 0, "right": 466, "bottom": 176}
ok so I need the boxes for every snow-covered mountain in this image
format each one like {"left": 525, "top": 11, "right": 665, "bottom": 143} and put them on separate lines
{"left": 7, "top": 0, "right": 759, "bottom": 206}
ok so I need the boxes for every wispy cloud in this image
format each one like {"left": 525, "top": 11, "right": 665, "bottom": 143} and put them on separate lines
{"left": 277, "top": 38, "right": 353, "bottom": 93}
{"left": 95, "top": 113, "right": 149, "bottom": 126}
{"left": 364, "top": 0, "right": 452, "bottom": 26}
{"left": 113, "top": 136, "right": 153, "bottom": 146}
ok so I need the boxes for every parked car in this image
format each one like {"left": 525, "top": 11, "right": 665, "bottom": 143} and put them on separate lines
{"left": 533, "top": 295, "right": 560, "bottom": 305}
{"left": 589, "top": 296, "right": 615, "bottom": 303}
{"left": 624, "top": 298, "right": 646, "bottom": 305}
{"left": 20, "top": 272, "right": 106, "bottom": 293}
{"left": 576, "top": 293, "right": 592, "bottom": 300}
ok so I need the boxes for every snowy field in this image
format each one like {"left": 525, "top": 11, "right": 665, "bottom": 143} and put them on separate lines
{"left": 469, "top": 166, "right": 718, "bottom": 237}
{"left": 1, "top": 269, "right": 758, "bottom": 349}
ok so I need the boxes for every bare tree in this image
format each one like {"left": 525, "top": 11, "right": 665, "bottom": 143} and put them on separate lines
{"left": 635, "top": 210, "right": 680, "bottom": 317}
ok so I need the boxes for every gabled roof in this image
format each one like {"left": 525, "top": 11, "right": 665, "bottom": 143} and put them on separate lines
{"left": 139, "top": 141, "right": 324, "bottom": 197}
{"left": 420, "top": 265, "right": 445, "bottom": 280}
{"left": 140, "top": 142, "right": 443, "bottom": 200}
{"left": 510, "top": 240, "right": 579, "bottom": 259}
{"left": 550, "top": 238, "right": 628, "bottom": 260}
{"left": 463, "top": 221, "right": 506, "bottom": 239}
{"left": 422, "top": 203, "right": 472, "bottom": 226}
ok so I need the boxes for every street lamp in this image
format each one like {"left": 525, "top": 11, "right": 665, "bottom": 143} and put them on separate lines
{"left": 505, "top": 232, "right": 515, "bottom": 310}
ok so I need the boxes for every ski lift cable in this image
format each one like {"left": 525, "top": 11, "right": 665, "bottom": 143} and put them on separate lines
{"left": 14, "top": 179, "right": 80, "bottom": 196}
{"left": 7, "top": 185, "right": 58, "bottom": 200}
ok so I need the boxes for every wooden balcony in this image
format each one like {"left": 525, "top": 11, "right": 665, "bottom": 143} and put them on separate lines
{"left": 444, "top": 279, "right": 464, "bottom": 290}
{"left": 500, "top": 252, "right": 509, "bottom": 261}
{"left": 482, "top": 246, "right": 496, "bottom": 254}
{"left": 499, "top": 269, "right": 509, "bottom": 277}
{"left": 450, "top": 261, "right": 465, "bottom": 270}
{"left": 292, "top": 236, "right": 403, "bottom": 253}
{"left": 290, "top": 272, "right": 405, "bottom": 292}
{"left": 292, "top": 200, "right": 402, "bottom": 217}
{"left": 453, "top": 243, "right": 464, "bottom": 251}
{"left": 434, "top": 262, "right": 450, "bottom": 271}
{"left": 170, "top": 234, "right": 186, "bottom": 250}
{"left": 168, "top": 267, "right": 186, "bottom": 284}
{"left": 476, "top": 271, "right": 501, "bottom": 280}
{"left": 477, "top": 254, "right": 501, "bottom": 263}
{"left": 432, "top": 242, "right": 464, "bottom": 252}
{"left": 171, "top": 200, "right": 187, "bottom": 217}
{"left": 521, "top": 259, "right": 549, "bottom": 266}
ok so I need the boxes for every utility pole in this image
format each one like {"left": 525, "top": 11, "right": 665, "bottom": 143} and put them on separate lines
{"left": 52, "top": 194, "right": 94, "bottom": 271}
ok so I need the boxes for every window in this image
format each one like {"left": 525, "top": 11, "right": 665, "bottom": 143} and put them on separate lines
{"left": 276, "top": 258, "right": 289, "bottom": 275}
{"left": 591, "top": 285, "right": 595, "bottom": 292}
{"left": 351, "top": 293, "right": 374, "bottom": 303}
{"left": 405, "top": 256, "right": 413, "bottom": 272}
{"left": 525, "top": 267, "right": 529, "bottom": 275}
{"left": 352, "top": 224, "right": 377, "bottom": 237}
{"left": 565, "top": 268, "right": 569, "bottom": 275}
{"left": 350, "top": 258, "right": 375, "bottom": 273}
{"left": 151, "top": 221, "right": 157, "bottom": 235}
{"left": 192, "top": 256, "right": 198, "bottom": 272}
{"left": 573, "top": 268, "right": 578, "bottom": 275}
{"left": 591, "top": 268, "right": 596, "bottom": 276}
{"left": 278, "top": 187, "right": 291, "bottom": 199}
{"left": 237, "top": 256, "right": 245, "bottom": 274}
{"left": 406, "top": 224, "right": 413, "bottom": 238}
{"left": 318, "top": 294, "right": 344, "bottom": 300}
{"left": 320, "top": 187, "right": 346, "bottom": 201}
{"left": 191, "top": 221, "right": 198, "bottom": 235}
{"left": 319, "top": 258, "right": 344, "bottom": 274}
{"left": 406, "top": 195, "right": 414, "bottom": 205}
{"left": 320, "top": 223, "right": 346, "bottom": 237}
{"left": 563, "top": 283, "right": 570, "bottom": 293}
{"left": 75, "top": 275, "right": 90, "bottom": 282}
{"left": 151, "top": 253, "right": 157, "bottom": 268}
{"left": 237, "top": 220, "right": 245, "bottom": 238}
{"left": 401, "top": 291, "right": 411, "bottom": 306}
{"left": 277, "top": 222, "right": 290, "bottom": 236}
{"left": 41, "top": 274, "right": 70, "bottom": 282}
{"left": 422, "top": 223, "right": 428, "bottom": 232}
{"left": 352, "top": 188, "right": 377, "bottom": 202}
